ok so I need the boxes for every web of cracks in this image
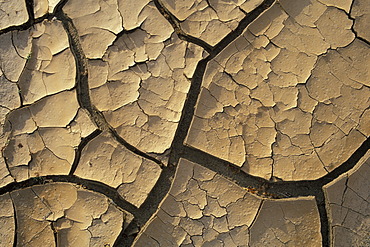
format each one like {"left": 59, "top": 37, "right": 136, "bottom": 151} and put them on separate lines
{"left": 0, "top": 0, "right": 369, "bottom": 247}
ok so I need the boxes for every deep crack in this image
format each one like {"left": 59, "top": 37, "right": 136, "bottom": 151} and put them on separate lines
{"left": 55, "top": 10, "right": 163, "bottom": 167}
{"left": 0, "top": 0, "right": 368, "bottom": 246}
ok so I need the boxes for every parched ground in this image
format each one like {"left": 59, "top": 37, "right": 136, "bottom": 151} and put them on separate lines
{"left": 0, "top": 0, "right": 369, "bottom": 246}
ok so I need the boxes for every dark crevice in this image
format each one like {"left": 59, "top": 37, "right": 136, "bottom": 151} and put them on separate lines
{"left": 259, "top": 137, "right": 370, "bottom": 197}
{"left": 50, "top": 221, "right": 58, "bottom": 246}
{"left": 348, "top": 1, "right": 370, "bottom": 46}
{"left": 9, "top": 193, "right": 17, "bottom": 247}
{"left": 183, "top": 146, "right": 265, "bottom": 188}
{"left": 55, "top": 10, "right": 163, "bottom": 167}
{"left": 316, "top": 189, "right": 330, "bottom": 247}
{"left": 153, "top": 0, "right": 276, "bottom": 55}
{"left": 168, "top": 0, "right": 276, "bottom": 180}
{"left": 115, "top": 1, "right": 279, "bottom": 246}
{"left": 116, "top": 57, "right": 213, "bottom": 246}
{"left": 179, "top": 139, "right": 369, "bottom": 247}
{"left": 0, "top": 175, "right": 139, "bottom": 217}
{"left": 0, "top": 1, "right": 368, "bottom": 247}
{"left": 177, "top": 137, "right": 370, "bottom": 199}
{"left": 168, "top": 0, "right": 277, "bottom": 168}
{"left": 110, "top": 127, "right": 164, "bottom": 167}
{"left": 113, "top": 218, "right": 139, "bottom": 247}
{"left": 0, "top": 0, "right": 52, "bottom": 35}
{"left": 317, "top": 137, "right": 370, "bottom": 186}
{"left": 25, "top": 0, "right": 35, "bottom": 21}
{"left": 355, "top": 36, "right": 370, "bottom": 46}
{"left": 205, "top": 0, "right": 218, "bottom": 15}
{"left": 153, "top": 0, "right": 213, "bottom": 53}
{"left": 52, "top": 0, "right": 69, "bottom": 16}
{"left": 117, "top": 165, "right": 176, "bottom": 246}
{"left": 0, "top": 0, "right": 68, "bottom": 35}
{"left": 168, "top": 57, "right": 210, "bottom": 166}
{"left": 209, "top": 0, "right": 275, "bottom": 56}
{"left": 135, "top": 164, "right": 176, "bottom": 225}
{"left": 69, "top": 129, "right": 102, "bottom": 175}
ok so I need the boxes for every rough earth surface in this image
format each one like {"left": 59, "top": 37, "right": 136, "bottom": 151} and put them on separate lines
{"left": 0, "top": 0, "right": 369, "bottom": 246}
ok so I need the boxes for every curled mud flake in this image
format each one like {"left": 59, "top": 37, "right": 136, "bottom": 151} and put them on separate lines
{"left": 186, "top": 0, "right": 369, "bottom": 181}
{"left": 351, "top": 0, "right": 370, "bottom": 41}
{"left": 4, "top": 127, "right": 81, "bottom": 181}
{"left": 33, "top": 0, "right": 63, "bottom": 18}
{"left": 0, "top": 31, "right": 32, "bottom": 83}
{"left": 69, "top": 108, "right": 98, "bottom": 138}
{"left": 0, "top": 0, "right": 28, "bottom": 30}
{"left": 18, "top": 20, "right": 75, "bottom": 105}
{"left": 318, "top": 0, "right": 353, "bottom": 13}
{"left": 63, "top": 0, "right": 124, "bottom": 59}
{"left": 28, "top": 90, "right": 79, "bottom": 128}
{"left": 75, "top": 132, "right": 161, "bottom": 207}
{"left": 323, "top": 151, "right": 370, "bottom": 247}
{"left": 10, "top": 183, "right": 131, "bottom": 247}
{"left": 2, "top": 89, "right": 94, "bottom": 181}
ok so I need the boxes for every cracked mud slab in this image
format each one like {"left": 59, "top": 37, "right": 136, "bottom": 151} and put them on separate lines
{"left": 0, "top": 18, "right": 92, "bottom": 185}
{"left": 64, "top": 0, "right": 206, "bottom": 154}
{"left": 0, "top": 193, "right": 15, "bottom": 247}
{"left": 185, "top": 0, "right": 370, "bottom": 181}
{"left": 323, "top": 150, "right": 370, "bottom": 246}
{"left": 133, "top": 159, "right": 322, "bottom": 246}
{"left": 75, "top": 132, "right": 161, "bottom": 207}
{"left": 33, "top": 0, "right": 62, "bottom": 18}
{"left": 160, "top": 0, "right": 265, "bottom": 46}
{"left": 7, "top": 182, "right": 132, "bottom": 246}
{"left": 3, "top": 90, "right": 96, "bottom": 181}
{"left": 17, "top": 19, "right": 76, "bottom": 105}
{"left": 0, "top": 0, "right": 369, "bottom": 246}
{"left": 350, "top": 0, "right": 370, "bottom": 41}
{"left": 0, "top": 0, "right": 28, "bottom": 30}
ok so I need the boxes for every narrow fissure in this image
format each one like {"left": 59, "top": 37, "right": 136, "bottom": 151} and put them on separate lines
{"left": 168, "top": 0, "right": 276, "bottom": 167}
{"left": 118, "top": 165, "right": 176, "bottom": 246}
{"left": 9, "top": 193, "right": 17, "bottom": 247}
{"left": 0, "top": 1, "right": 368, "bottom": 247}
{"left": 55, "top": 10, "right": 163, "bottom": 167}
{"left": 50, "top": 222, "right": 58, "bottom": 246}
{"left": 317, "top": 137, "right": 370, "bottom": 186}
{"left": 69, "top": 129, "right": 102, "bottom": 175}
{"left": 0, "top": 175, "right": 139, "bottom": 217}
{"left": 116, "top": 1, "right": 280, "bottom": 245}
{"left": 153, "top": 0, "right": 213, "bottom": 53}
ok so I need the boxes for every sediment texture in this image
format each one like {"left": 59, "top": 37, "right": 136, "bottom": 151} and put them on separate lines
{"left": 0, "top": 0, "right": 368, "bottom": 246}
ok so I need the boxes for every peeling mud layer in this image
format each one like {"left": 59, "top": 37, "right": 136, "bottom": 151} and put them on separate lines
{"left": 0, "top": 0, "right": 369, "bottom": 246}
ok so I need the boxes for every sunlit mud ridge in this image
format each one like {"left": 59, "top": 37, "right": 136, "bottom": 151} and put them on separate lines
{"left": 0, "top": 0, "right": 369, "bottom": 246}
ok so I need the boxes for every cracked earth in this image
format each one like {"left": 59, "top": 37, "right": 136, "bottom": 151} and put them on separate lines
{"left": 0, "top": 0, "right": 369, "bottom": 246}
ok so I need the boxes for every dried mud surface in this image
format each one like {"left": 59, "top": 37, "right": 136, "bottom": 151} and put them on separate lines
{"left": 0, "top": 0, "right": 369, "bottom": 246}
